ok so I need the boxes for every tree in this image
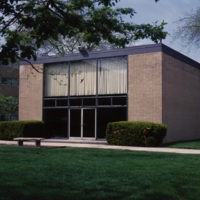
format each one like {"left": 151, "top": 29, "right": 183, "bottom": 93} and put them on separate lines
{"left": 0, "top": 95, "right": 18, "bottom": 121}
{"left": 174, "top": 7, "right": 200, "bottom": 50}
{"left": 0, "top": 0, "right": 167, "bottom": 65}
{"left": 37, "top": 33, "right": 126, "bottom": 56}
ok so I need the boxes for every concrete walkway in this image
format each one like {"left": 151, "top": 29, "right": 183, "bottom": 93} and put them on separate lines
{"left": 1, "top": 139, "right": 200, "bottom": 154}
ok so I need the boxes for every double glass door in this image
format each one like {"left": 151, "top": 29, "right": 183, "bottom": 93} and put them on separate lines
{"left": 70, "top": 109, "right": 96, "bottom": 139}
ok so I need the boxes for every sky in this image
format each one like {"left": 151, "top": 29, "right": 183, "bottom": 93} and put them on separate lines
{"left": 117, "top": 0, "right": 200, "bottom": 62}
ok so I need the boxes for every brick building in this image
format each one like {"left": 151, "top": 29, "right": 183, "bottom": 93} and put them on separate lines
{"left": 0, "top": 64, "right": 19, "bottom": 120}
{"left": 19, "top": 44, "right": 200, "bottom": 143}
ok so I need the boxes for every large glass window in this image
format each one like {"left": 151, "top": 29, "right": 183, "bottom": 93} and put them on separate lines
{"left": 70, "top": 60, "right": 96, "bottom": 96}
{"left": 44, "top": 56, "right": 127, "bottom": 97}
{"left": 43, "top": 56, "right": 128, "bottom": 139}
{"left": 1, "top": 78, "right": 7, "bottom": 84}
{"left": 44, "top": 63, "right": 68, "bottom": 97}
{"left": 43, "top": 109, "right": 68, "bottom": 138}
{"left": 97, "top": 107, "right": 127, "bottom": 138}
{"left": 98, "top": 57, "right": 127, "bottom": 95}
{"left": 0, "top": 78, "right": 18, "bottom": 86}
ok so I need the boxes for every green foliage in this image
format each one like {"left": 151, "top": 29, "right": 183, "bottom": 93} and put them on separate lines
{"left": 0, "top": 95, "right": 18, "bottom": 117}
{"left": 0, "top": 0, "right": 167, "bottom": 64}
{"left": 0, "top": 120, "right": 45, "bottom": 140}
{"left": 106, "top": 121, "right": 167, "bottom": 147}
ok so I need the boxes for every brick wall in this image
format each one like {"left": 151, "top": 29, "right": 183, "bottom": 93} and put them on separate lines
{"left": 128, "top": 52, "right": 162, "bottom": 123}
{"left": 162, "top": 53, "right": 200, "bottom": 143}
{"left": 128, "top": 51, "right": 200, "bottom": 143}
{"left": 19, "top": 64, "right": 43, "bottom": 120}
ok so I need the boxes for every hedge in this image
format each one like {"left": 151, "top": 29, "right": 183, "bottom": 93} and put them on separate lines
{"left": 0, "top": 120, "right": 45, "bottom": 140}
{"left": 106, "top": 121, "right": 167, "bottom": 147}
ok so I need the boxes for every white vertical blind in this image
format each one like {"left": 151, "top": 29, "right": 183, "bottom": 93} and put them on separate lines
{"left": 44, "top": 56, "right": 127, "bottom": 97}
{"left": 98, "top": 57, "right": 127, "bottom": 95}
{"left": 70, "top": 60, "right": 96, "bottom": 96}
{"left": 45, "top": 63, "right": 68, "bottom": 96}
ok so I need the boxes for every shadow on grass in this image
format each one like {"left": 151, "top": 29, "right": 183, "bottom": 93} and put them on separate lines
{"left": 163, "top": 139, "right": 200, "bottom": 149}
{"left": 140, "top": 192, "right": 177, "bottom": 200}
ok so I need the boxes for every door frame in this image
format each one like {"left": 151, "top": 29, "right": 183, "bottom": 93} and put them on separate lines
{"left": 69, "top": 108, "right": 97, "bottom": 140}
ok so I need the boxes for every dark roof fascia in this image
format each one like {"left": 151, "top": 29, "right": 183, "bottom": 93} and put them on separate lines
{"left": 161, "top": 44, "right": 200, "bottom": 70}
{"left": 20, "top": 43, "right": 162, "bottom": 65}
{"left": 20, "top": 43, "right": 200, "bottom": 69}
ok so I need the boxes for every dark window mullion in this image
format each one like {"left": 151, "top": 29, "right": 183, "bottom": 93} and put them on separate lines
{"left": 96, "top": 59, "right": 98, "bottom": 106}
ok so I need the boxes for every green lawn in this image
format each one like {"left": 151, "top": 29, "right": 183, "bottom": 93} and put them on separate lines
{"left": 0, "top": 145, "right": 200, "bottom": 200}
{"left": 164, "top": 140, "right": 200, "bottom": 149}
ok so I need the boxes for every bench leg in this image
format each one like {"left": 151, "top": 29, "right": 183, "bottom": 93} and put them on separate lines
{"left": 35, "top": 140, "right": 41, "bottom": 147}
{"left": 18, "top": 140, "right": 23, "bottom": 146}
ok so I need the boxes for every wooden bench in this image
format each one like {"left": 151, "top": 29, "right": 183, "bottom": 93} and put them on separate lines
{"left": 13, "top": 138, "right": 45, "bottom": 147}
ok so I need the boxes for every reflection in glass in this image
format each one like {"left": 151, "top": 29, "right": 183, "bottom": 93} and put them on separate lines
{"left": 44, "top": 57, "right": 127, "bottom": 97}
{"left": 44, "top": 63, "right": 68, "bottom": 97}
{"left": 98, "top": 57, "right": 127, "bottom": 95}
{"left": 70, "top": 60, "right": 96, "bottom": 96}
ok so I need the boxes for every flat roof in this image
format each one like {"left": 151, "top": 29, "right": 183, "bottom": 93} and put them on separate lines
{"left": 21, "top": 43, "right": 200, "bottom": 69}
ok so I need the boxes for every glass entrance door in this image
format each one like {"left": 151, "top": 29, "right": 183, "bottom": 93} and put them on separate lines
{"left": 70, "top": 109, "right": 96, "bottom": 139}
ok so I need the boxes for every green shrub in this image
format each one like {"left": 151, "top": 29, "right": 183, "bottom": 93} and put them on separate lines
{"left": 106, "top": 121, "right": 167, "bottom": 147}
{"left": 0, "top": 120, "right": 45, "bottom": 140}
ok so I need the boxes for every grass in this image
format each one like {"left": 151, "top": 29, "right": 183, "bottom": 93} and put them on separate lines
{"left": 164, "top": 140, "right": 200, "bottom": 149}
{"left": 0, "top": 145, "right": 200, "bottom": 200}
